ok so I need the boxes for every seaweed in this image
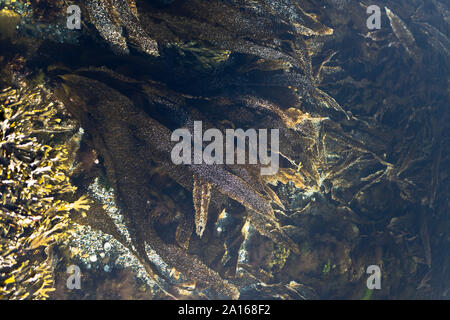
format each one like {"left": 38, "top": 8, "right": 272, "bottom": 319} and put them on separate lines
{"left": 0, "top": 85, "right": 85, "bottom": 299}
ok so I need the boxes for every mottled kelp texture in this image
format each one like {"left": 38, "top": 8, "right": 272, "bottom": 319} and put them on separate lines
{"left": 1, "top": 0, "right": 449, "bottom": 299}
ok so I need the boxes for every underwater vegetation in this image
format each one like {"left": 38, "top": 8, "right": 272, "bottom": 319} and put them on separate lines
{"left": 84, "top": 0, "right": 159, "bottom": 55}
{"left": 50, "top": 0, "right": 346, "bottom": 299}
{"left": 0, "top": 0, "right": 448, "bottom": 299}
{"left": 0, "top": 83, "right": 88, "bottom": 299}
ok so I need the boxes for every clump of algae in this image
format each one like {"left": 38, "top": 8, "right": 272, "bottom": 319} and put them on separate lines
{"left": 0, "top": 84, "right": 87, "bottom": 299}
{"left": 268, "top": 245, "right": 290, "bottom": 273}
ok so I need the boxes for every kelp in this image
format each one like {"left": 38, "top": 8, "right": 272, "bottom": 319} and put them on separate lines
{"left": 54, "top": 71, "right": 301, "bottom": 298}
{"left": 84, "top": 0, "right": 158, "bottom": 55}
